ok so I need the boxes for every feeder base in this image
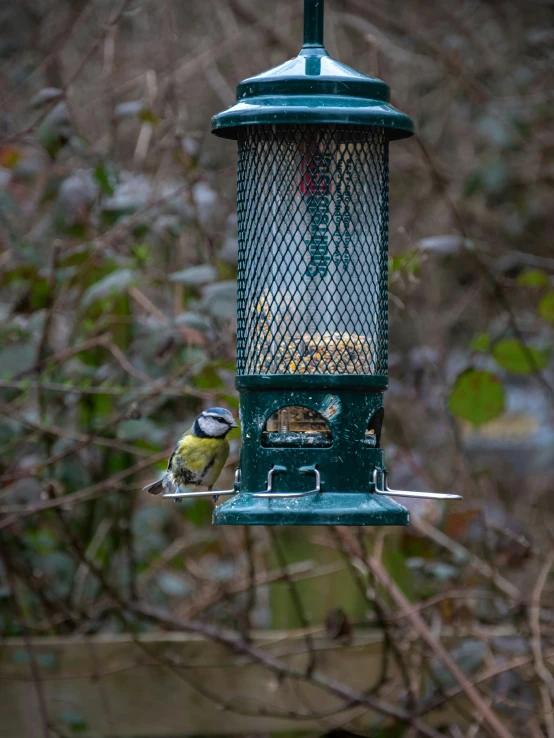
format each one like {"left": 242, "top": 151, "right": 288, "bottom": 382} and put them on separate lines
{"left": 212, "top": 492, "right": 409, "bottom": 526}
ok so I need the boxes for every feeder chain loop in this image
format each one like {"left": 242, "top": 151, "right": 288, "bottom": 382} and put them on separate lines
{"left": 252, "top": 465, "right": 321, "bottom": 499}
{"left": 162, "top": 469, "right": 240, "bottom": 501}
{"left": 372, "top": 468, "right": 462, "bottom": 501}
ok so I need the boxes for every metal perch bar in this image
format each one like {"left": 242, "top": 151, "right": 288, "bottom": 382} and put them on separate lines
{"left": 162, "top": 470, "right": 240, "bottom": 500}
{"left": 162, "top": 489, "right": 236, "bottom": 499}
{"left": 372, "top": 469, "right": 462, "bottom": 501}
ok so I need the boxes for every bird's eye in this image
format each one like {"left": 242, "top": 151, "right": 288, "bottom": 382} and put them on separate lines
{"left": 216, "top": 417, "right": 226, "bottom": 423}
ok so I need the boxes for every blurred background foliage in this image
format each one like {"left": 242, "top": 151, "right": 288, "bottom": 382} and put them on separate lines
{"left": 0, "top": 0, "right": 554, "bottom": 735}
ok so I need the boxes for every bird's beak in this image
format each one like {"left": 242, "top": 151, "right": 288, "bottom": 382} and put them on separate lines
{"left": 230, "top": 420, "right": 238, "bottom": 428}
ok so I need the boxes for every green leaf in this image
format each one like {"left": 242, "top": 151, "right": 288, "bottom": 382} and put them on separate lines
{"left": 0, "top": 146, "right": 21, "bottom": 168}
{"left": 0, "top": 343, "right": 35, "bottom": 379}
{"left": 61, "top": 709, "right": 88, "bottom": 733}
{"left": 131, "top": 243, "right": 150, "bottom": 264}
{"left": 539, "top": 292, "right": 554, "bottom": 323}
{"left": 389, "top": 251, "right": 420, "bottom": 277}
{"left": 169, "top": 265, "right": 217, "bottom": 286}
{"left": 30, "top": 87, "right": 63, "bottom": 109}
{"left": 220, "top": 393, "right": 240, "bottom": 410}
{"left": 30, "top": 277, "right": 51, "bottom": 309}
{"left": 432, "top": 640, "right": 487, "bottom": 690}
{"left": 37, "top": 103, "right": 71, "bottom": 159}
{"left": 471, "top": 332, "right": 491, "bottom": 353}
{"left": 193, "top": 498, "right": 220, "bottom": 526}
{"left": 115, "top": 100, "right": 145, "bottom": 119}
{"left": 12, "top": 649, "right": 30, "bottom": 665}
{"left": 37, "top": 652, "right": 57, "bottom": 670}
{"left": 174, "top": 311, "right": 212, "bottom": 333}
{"left": 517, "top": 269, "right": 549, "bottom": 288}
{"left": 138, "top": 109, "right": 159, "bottom": 124}
{"left": 156, "top": 572, "right": 190, "bottom": 597}
{"left": 492, "top": 338, "right": 550, "bottom": 375}
{"left": 201, "top": 280, "right": 237, "bottom": 319}
{"left": 448, "top": 369, "right": 505, "bottom": 426}
{"left": 383, "top": 547, "right": 414, "bottom": 601}
{"left": 117, "top": 419, "right": 166, "bottom": 445}
{"left": 463, "top": 169, "right": 483, "bottom": 197}
{"left": 94, "top": 164, "right": 115, "bottom": 196}
{"left": 82, "top": 269, "right": 136, "bottom": 308}
{"left": 372, "top": 726, "right": 407, "bottom": 738}
{"left": 192, "top": 364, "right": 224, "bottom": 389}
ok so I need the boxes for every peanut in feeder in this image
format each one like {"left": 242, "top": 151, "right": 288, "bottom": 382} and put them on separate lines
{"left": 167, "top": 0, "right": 461, "bottom": 522}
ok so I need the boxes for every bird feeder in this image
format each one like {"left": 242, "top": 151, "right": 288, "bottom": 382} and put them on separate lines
{"left": 202, "top": 0, "right": 459, "bottom": 525}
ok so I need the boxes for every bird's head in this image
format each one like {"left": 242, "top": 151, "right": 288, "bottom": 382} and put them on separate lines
{"left": 194, "top": 407, "right": 238, "bottom": 438}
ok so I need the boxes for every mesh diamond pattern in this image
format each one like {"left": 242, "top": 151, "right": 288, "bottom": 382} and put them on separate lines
{"left": 236, "top": 124, "right": 389, "bottom": 376}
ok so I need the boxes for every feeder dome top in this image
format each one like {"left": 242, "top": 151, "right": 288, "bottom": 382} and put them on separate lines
{"left": 211, "top": 46, "right": 414, "bottom": 141}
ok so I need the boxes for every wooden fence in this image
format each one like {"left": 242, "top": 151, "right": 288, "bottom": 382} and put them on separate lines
{"left": 0, "top": 629, "right": 463, "bottom": 737}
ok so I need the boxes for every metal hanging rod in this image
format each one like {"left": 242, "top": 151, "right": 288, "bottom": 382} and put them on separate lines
{"left": 303, "top": 0, "right": 324, "bottom": 48}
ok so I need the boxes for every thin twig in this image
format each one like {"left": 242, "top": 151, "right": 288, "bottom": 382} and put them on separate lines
{"left": 412, "top": 517, "right": 520, "bottom": 601}
{"left": 530, "top": 551, "right": 554, "bottom": 738}
{"left": 0, "top": 539, "right": 51, "bottom": 738}
{"left": 365, "top": 555, "right": 515, "bottom": 738}
{"left": 131, "top": 601, "right": 446, "bottom": 738}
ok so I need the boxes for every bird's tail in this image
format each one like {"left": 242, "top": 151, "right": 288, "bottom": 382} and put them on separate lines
{"left": 143, "top": 478, "right": 166, "bottom": 495}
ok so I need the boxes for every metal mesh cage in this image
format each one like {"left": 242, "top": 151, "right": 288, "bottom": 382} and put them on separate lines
{"left": 236, "top": 124, "right": 389, "bottom": 376}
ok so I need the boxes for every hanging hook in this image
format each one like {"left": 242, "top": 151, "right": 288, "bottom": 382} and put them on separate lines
{"left": 373, "top": 469, "right": 462, "bottom": 500}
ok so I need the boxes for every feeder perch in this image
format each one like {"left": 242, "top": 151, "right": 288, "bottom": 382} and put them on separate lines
{"left": 167, "top": 0, "right": 461, "bottom": 524}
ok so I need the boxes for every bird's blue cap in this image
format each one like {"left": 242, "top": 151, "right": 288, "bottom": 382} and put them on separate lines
{"left": 204, "top": 407, "right": 233, "bottom": 416}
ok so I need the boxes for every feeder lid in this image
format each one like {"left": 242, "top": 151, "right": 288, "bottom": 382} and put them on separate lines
{"left": 211, "top": 46, "right": 414, "bottom": 141}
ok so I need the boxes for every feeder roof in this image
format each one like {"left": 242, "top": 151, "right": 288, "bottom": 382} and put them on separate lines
{"left": 211, "top": 47, "right": 414, "bottom": 141}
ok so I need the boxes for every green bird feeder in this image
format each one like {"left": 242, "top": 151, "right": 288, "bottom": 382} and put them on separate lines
{"left": 169, "top": 0, "right": 460, "bottom": 524}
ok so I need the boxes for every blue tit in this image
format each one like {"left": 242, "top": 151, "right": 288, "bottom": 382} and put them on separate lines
{"left": 143, "top": 407, "right": 238, "bottom": 496}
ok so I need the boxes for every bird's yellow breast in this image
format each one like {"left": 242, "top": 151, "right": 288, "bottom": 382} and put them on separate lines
{"left": 175, "top": 435, "right": 224, "bottom": 471}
